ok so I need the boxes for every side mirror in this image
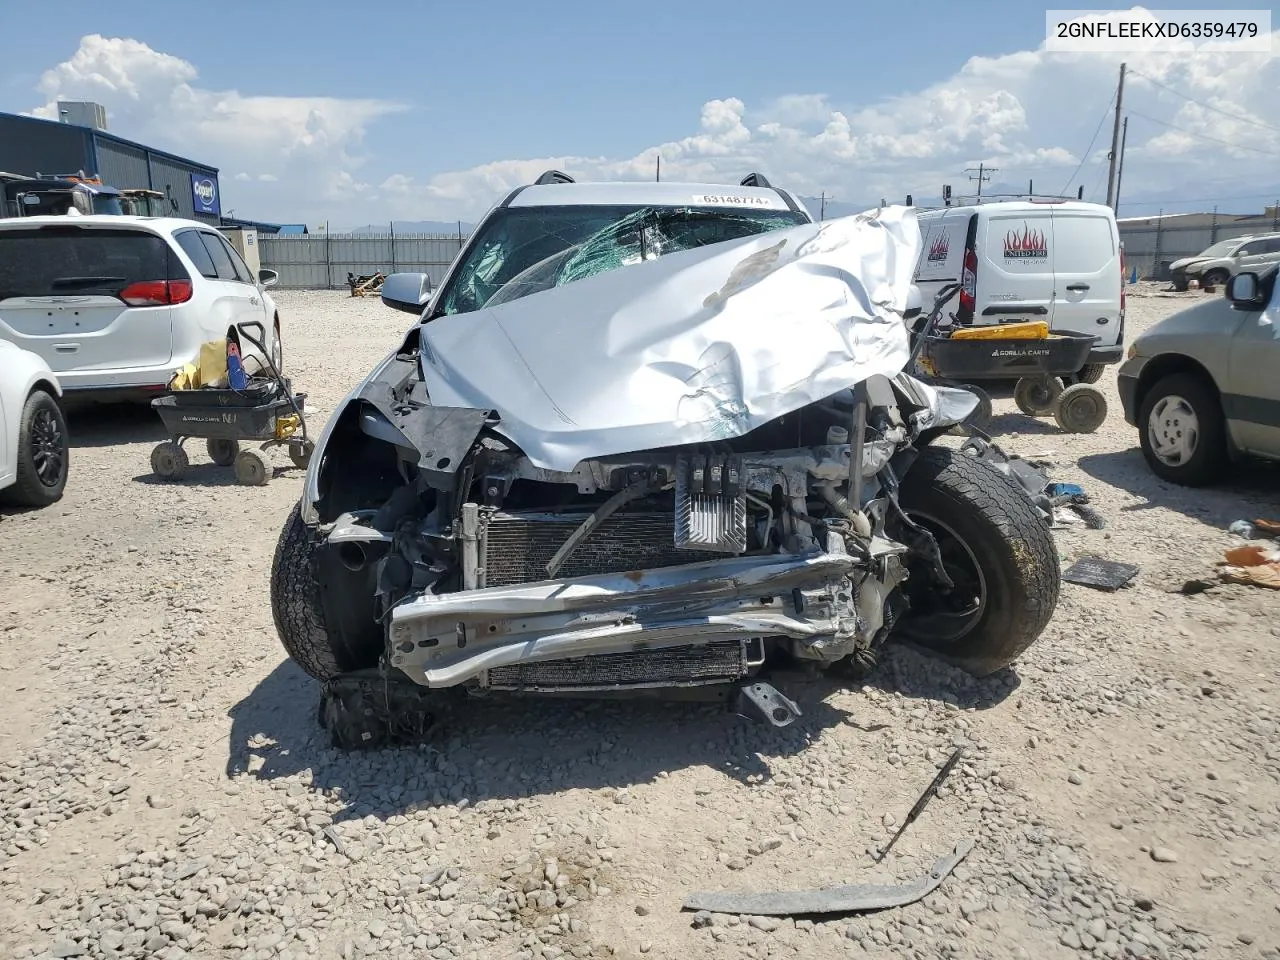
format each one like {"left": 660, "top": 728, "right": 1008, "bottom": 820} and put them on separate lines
{"left": 381, "top": 272, "right": 433, "bottom": 314}
{"left": 1226, "top": 272, "right": 1263, "bottom": 309}
{"left": 258, "top": 268, "right": 279, "bottom": 288}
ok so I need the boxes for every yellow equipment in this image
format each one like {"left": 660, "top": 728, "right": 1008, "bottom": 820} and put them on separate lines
{"left": 949, "top": 320, "right": 1049, "bottom": 341}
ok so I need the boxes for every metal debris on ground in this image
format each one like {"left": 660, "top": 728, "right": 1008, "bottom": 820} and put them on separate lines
{"left": 875, "top": 747, "right": 965, "bottom": 863}
{"left": 346, "top": 272, "right": 386, "bottom": 297}
{"left": 681, "top": 839, "right": 974, "bottom": 916}
{"left": 1061, "top": 556, "right": 1140, "bottom": 591}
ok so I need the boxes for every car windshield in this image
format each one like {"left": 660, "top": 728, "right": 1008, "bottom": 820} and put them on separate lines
{"left": 437, "top": 204, "right": 808, "bottom": 315}
{"left": 1199, "top": 239, "right": 1242, "bottom": 258}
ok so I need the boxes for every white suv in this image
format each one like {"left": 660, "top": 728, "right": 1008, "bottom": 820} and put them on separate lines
{"left": 0, "top": 216, "right": 285, "bottom": 400}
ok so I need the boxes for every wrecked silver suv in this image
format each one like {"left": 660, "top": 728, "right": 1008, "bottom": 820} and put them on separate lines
{"left": 271, "top": 173, "right": 1059, "bottom": 746}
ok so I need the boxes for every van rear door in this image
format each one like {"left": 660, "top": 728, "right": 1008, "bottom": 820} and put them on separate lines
{"left": 975, "top": 210, "right": 1054, "bottom": 325}
{"left": 1050, "top": 210, "right": 1121, "bottom": 344}
{"left": 0, "top": 224, "right": 181, "bottom": 379}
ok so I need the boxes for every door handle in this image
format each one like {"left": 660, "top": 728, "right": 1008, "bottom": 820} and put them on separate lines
{"left": 53, "top": 343, "right": 79, "bottom": 353}
{"left": 1065, "top": 284, "right": 1090, "bottom": 292}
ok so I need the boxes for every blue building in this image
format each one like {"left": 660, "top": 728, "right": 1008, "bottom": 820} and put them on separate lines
{"left": 0, "top": 105, "right": 222, "bottom": 224}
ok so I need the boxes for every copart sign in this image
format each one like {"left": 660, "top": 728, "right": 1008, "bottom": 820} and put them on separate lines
{"left": 191, "top": 174, "right": 221, "bottom": 216}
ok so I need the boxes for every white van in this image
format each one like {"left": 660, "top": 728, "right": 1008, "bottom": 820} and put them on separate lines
{"left": 912, "top": 199, "right": 1126, "bottom": 379}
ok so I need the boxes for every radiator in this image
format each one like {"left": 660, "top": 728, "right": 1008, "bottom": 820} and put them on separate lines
{"left": 481, "top": 509, "right": 720, "bottom": 587}
{"left": 484, "top": 641, "right": 750, "bottom": 692}
{"left": 478, "top": 508, "right": 750, "bottom": 691}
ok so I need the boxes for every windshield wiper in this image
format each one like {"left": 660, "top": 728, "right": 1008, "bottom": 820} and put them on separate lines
{"left": 50, "top": 276, "right": 127, "bottom": 289}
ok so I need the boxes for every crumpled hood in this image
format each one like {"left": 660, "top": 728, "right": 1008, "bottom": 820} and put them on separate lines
{"left": 418, "top": 206, "right": 920, "bottom": 472}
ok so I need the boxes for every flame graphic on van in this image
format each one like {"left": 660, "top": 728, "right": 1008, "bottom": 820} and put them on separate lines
{"left": 1004, "top": 226, "right": 1047, "bottom": 260}
{"left": 926, "top": 234, "right": 950, "bottom": 262}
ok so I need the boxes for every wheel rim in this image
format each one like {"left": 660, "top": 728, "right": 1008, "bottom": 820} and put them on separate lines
{"left": 898, "top": 511, "right": 988, "bottom": 645}
{"left": 30, "top": 407, "right": 65, "bottom": 487}
{"left": 271, "top": 327, "right": 283, "bottom": 372}
{"left": 1148, "top": 395, "right": 1199, "bottom": 466}
{"left": 1064, "top": 393, "right": 1101, "bottom": 429}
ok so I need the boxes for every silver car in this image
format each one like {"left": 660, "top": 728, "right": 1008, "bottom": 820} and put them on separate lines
{"left": 1118, "top": 264, "right": 1280, "bottom": 485}
{"left": 1169, "top": 233, "right": 1280, "bottom": 291}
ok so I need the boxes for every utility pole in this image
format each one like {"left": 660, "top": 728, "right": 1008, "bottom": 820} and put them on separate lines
{"left": 1113, "top": 116, "right": 1129, "bottom": 212}
{"left": 965, "top": 163, "right": 996, "bottom": 198}
{"left": 818, "top": 191, "right": 830, "bottom": 220}
{"left": 656, "top": 156, "right": 661, "bottom": 182}
{"left": 1105, "top": 62, "right": 1127, "bottom": 209}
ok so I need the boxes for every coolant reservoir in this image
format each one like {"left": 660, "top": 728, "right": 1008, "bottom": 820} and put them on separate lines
{"left": 826, "top": 425, "right": 849, "bottom": 445}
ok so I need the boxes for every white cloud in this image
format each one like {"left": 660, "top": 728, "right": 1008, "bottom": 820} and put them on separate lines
{"left": 382, "top": 10, "right": 1279, "bottom": 221}
{"left": 29, "top": 35, "right": 401, "bottom": 224}
{"left": 25, "top": 17, "right": 1280, "bottom": 228}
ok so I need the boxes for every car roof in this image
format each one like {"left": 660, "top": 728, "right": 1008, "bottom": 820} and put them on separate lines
{"left": 916, "top": 199, "right": 1114, "bottom": 217}
{"left": 505, "top": 179, "right": 807, "bottom": 215}
{"left": 0, "top": 215, "right": 214, "bottom": 234}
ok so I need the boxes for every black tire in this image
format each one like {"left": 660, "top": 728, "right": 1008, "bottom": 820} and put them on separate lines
{"left": 271, "top": 502, "right": 381, "bottom": 680}
{"left": 1014, "top": 376, "right": 1063, "bottom": 417}
{"left": 289, "top": 440, "right": 314, "bottom": 471}
{"left": 1053, "top": 383, "right": 1108, "bottom": 434}
{"left": 1137, "top": 372, "right": 1228, "bottom": 486}
{"left": 150, "top": 441, "right": 189, "bottom": 481}
{"left": 1171, "top": 278, "right": 1189, "bottom": 292}
{"left": 233, "top": 449, "right": 270, "bottom": 486}
{"left": 271, "top": 319, "right": 284, "bottom": 375}
{"left": 1201, "top": 269, "right": 1228, "bottom": 289}
{"left": 893, "top": 446, "right": 1059, "bottom": 676}
{"left": 207, "top": 437, "right": 240, "bottom": 466}
{"left": 1075, "top": 363, "right": 1106, "bottom": 385}
{"left": 1, "top": 390, "right": 68, "bottom": 508}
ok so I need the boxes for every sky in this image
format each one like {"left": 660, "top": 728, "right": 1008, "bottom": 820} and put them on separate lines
{"left": 2, "top": 0, "right": 1279, "bottom": 229}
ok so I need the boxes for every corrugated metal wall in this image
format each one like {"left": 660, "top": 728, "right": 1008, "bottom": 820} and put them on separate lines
{"left": 145, "top": 153, "right": 220, "bottom": 224}
{"left": 1118, "top": 219, "right": 1279, "bottom": 279}
{"left": 0, "top": 115, "right": 91, "bottom": 176}
{"left": 94, "top": 140, "right": 150, "bottom": 192}
{"left": 258, "top": 234, "right": 469, "bottom": 289}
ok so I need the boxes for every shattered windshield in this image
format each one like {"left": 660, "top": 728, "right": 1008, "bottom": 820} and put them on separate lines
{"left": 437, "top": 204, "right": 807, "bottom": 315}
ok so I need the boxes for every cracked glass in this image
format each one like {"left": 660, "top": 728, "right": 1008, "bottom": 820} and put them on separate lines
{"left": 438, "top": 205, "right": 807, "bottom": 316}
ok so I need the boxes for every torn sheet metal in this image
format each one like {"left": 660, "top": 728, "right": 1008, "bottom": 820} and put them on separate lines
{"left": 681, "top": 838, "right": 974, "bottom": 916}
{"left": 417, "top": 207, "right": 921, "bottom": 472}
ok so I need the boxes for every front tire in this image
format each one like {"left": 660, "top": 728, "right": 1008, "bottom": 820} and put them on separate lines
{"left": 1201, "top": 269, "right": 1228, "bottom": 289}
{"left": 1, "top": 390, "right": 68, "bottom": 508}
{"left": 894, "top": 446, "right": 1059, "bottom": 676}
{"left": 1074, "top": 363, "right": 1106, "bottom": 385}
{"left": 271, "top": 503, "right": 382, "bottom": 680}
{"left": 271, "top": 319, "right": 284, "bottom": 375}
{"left": 1138, "top": 372, "right": 1227, "bottom": 486}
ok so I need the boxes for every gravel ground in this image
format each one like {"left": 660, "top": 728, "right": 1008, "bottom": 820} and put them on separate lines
{"left": 1, "top": 284, "right": 1278, "bottom": 960}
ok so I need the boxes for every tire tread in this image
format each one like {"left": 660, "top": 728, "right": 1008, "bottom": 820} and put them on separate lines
{"left": 897, "top": 446, "right": 1060, "bottom": 674}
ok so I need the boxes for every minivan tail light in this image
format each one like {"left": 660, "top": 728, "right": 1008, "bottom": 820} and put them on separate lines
{"left": 958, "top": 247, "right": 978, "bottom": 321}
{"left": 119, "top": 279, "right": 193, "bottom": 306}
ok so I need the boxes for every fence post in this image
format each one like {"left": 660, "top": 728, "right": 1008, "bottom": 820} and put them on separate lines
{"left": 390, "top": 221, "right": 396, "bottom": 275}
{"left": 325, "top": 221, "right": 332, "bottom": 290}
{"left": 1153, "top": 212, "right": 1163, "bottom": 279}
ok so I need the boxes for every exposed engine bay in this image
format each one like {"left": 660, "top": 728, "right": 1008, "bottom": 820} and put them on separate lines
{"left": 274, "top": 208, "right": 1059, "bottom": 738}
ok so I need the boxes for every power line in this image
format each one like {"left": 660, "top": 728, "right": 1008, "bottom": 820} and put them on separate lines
{"left": 1086, "top": 158, "right": 1110, "bottom": 202}
{"left": 1128, "top": 68, "right": 1280, "bottom": 136}
{"left": 1120, "top": 192, "right": 1280, "bottom": 208}
{"left": 1060, "top": 90, "right": 1116, "bottom": 196}
{"left": 1127, "top": 110, "right": 1280, "bottom": 157}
